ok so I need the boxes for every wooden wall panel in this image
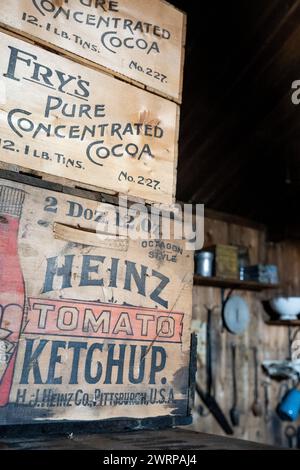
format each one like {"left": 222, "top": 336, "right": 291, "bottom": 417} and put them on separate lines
{"left": 267, "top": 240, "right": 300, "bottom": 296}
{"left": 190, "top": 217, "right": 299, "bottom": 448}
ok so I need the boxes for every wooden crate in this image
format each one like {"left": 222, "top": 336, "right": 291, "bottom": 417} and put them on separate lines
{"left": 0, "top": 30, "right": 179, "bottom": 205}
{"left": 0, "top": 175, "right": 194, "bottom": 425}
{"left": 0, "top": 0, "right": 186, "bottom": 104}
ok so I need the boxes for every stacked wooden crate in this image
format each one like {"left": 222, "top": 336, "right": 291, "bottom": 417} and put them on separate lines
{"left": 0, "top": 0, "right": 193, "bottom": 427}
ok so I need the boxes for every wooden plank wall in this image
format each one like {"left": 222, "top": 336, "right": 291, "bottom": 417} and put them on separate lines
{"left": 189, "top": 215, "right": 300, "bottom": 447}
{"left": 267, "top": 240, "right": 300, "bottom": 297}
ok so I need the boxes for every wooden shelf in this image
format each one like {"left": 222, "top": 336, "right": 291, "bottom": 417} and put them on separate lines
{"left": 193, "top": 275, "right": 280, "bottom": 292}
{"left": 266, "top": 320, "right": 300, "bottom": 326}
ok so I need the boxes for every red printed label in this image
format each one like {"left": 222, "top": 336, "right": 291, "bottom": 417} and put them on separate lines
{"left": 26, "top": 298, "right": 184, "bottom": 344}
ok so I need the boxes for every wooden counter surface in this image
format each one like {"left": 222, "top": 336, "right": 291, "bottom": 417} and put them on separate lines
{"left": 0, "top": 428, "right": 277, "bottom": 450}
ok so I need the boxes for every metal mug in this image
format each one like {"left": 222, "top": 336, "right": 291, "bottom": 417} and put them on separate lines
{"left": 277, "top": 388, "right": 300, "bottom": 422}
{"left": 195, "top": 251, "right": 214, "bottom": 277}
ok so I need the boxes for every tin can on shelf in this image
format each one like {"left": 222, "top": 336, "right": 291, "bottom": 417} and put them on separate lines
{"left": 195, "top": 251, "right": 214, "bottom": 277}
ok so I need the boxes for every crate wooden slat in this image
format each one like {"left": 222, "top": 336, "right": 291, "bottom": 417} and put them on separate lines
{"left": 0, "top": 30, "right": 180, "bottom": 205}
{"left": 0, "top": 0, "right": 186, "bottom": 103}
{"left": 0, "top": 176, "right": 193, "bottom": 425}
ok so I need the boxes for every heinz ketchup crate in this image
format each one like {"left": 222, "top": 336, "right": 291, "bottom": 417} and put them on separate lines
{"left": 0, "top": 0, "right": 186, "bottom": 103}
{"left": 0, "top": 174, "right": 195, "bottom": 427}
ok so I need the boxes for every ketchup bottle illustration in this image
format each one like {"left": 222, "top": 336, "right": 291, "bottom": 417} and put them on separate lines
{"left": 0, "top": 185, "right": 25, "bottom": 407}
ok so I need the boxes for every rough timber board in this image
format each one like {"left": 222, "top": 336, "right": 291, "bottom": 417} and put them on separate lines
{"left": 0, "top": 177, "right": 193, "bottom": 424}
{"left": 0, "top": 31, "right": 179, "bottom": 205}
{"left": 0, "top": 0, "right": 186, "bottom": 103}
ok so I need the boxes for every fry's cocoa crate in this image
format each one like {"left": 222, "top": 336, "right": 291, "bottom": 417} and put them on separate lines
{"left": 0, "top": 174, "right": 195, "bottom": 428}
{"left": 0, "top": 0, "right": 186, "bottom": 103}
{"left": 0, "top": 30, "right": 179, "bottom": 206}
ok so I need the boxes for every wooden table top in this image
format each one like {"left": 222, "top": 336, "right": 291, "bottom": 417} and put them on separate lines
{"left": 0, "top": 428, "right": 277, "bottom": 450}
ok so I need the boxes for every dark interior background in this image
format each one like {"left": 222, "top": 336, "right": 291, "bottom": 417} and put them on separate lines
{"left": 169, "top": 0, "right": 300, "bottom": 241}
